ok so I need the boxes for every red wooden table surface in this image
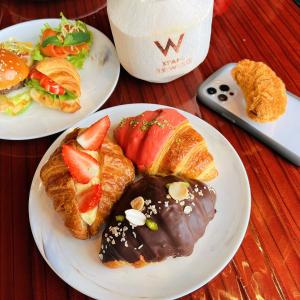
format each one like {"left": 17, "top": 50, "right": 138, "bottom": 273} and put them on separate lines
{"left": 0, "top": 1, "right": 299, "bottom": 299}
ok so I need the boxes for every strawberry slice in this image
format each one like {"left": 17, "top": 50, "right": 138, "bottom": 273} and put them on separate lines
{"left": 62, "top": 144, "right": 99, "bottom": 183}
{"left": 77, "top": 115, "right": 111, "bottom": 150}
{"left": 78, "top": 184, "right": 102, "bottom": 213}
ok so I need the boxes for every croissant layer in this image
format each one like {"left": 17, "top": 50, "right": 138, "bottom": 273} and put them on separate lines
{"left": 40, "top": 129, "right": 135, "bottom": 239}
{"left": 114, "top": 109, "right": 218, "bottom": 181}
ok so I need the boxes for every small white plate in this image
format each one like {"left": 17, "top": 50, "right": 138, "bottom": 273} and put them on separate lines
{"left": 29, "top": 104, "right": 251, "bottom": 300}
{"left": 0, "top": 19, "right": 120, "bottom": 140}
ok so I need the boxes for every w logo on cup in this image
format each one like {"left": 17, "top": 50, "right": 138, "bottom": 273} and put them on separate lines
{"left": 154, "top": 33, "right": 185, "bottom": 57}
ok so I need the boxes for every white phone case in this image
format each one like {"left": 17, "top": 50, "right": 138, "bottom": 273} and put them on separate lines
{"left": 197, "top": 63, "right": 300, "bottom": 166}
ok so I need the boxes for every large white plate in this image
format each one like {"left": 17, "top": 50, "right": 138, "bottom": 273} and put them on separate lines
{"left": 29, "top": 103, "right": 251, "bottom": 300}
{"left": 0, "top": 19, "right": 120, "bottom": 140}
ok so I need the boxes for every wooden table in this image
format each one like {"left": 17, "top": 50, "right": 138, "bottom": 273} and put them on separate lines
{"left": 0, "top": 1, "right": 299, "bottom": 299}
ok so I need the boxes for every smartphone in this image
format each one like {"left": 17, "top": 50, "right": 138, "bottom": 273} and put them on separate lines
{"left": 197, "top": 63, "right": 300, "bottom": 166}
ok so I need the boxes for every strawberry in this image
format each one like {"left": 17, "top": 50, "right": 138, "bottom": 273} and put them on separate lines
{"left": 62, "top": 144, "right": 99, "bottom": 184}
{"left": 77, "top": 115, "right": 111, "bottom": 150}
{"left": 78, "top": 184, "right": 102, "bottom": 213}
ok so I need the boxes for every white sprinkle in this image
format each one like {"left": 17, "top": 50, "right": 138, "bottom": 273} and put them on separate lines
{"left": 192, "top": 202, "right": 196, "bottom": 206}
{"left": 198, "top": 190, "right": 204, "bottom": 196}
{"left": 111, "top": 239, "right": 116, "bottom": 245}
{"left": 145, "top": 199, "right": 152, "bottom": 206}
{"left": 138, "top": 244, "right": 144, "bottom": 249}
{"left": 133, "top": 232, "right": 137, "bottom": 238}
{"left": 99, "top": 254, "right": 103, "bottom": 260}
{"left": 180, "top": 201, "right": 185, "bottom": 206}
{"left": 125, "top": 241, "right": 128, "bottom": 247}
{"left": 166, "top": 195, "right": 171, "bottom": 199}
{"left": 158, "top": 201, "right": 161, "bottom": 204}
{"left": 194, "top": 188, "right": 199, "bottom": 192}
{"left": 184, "top": 206, "right": 193, "bottom": 214}
{"left": 109, "top": 226, "right": 119, "bottom": 236}
{"left": 164, "top": 201, "right": 169, "bottom": 207}
{"left": 149, "top": 204, "right": 158, "bottom": 215}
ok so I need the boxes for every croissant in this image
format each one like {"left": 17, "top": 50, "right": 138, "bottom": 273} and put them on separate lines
{"left": 40, "top": 129, "right": 135, "bottom": 239}
{"left": 100, "top": 175, "right": 216, "bottom": 268}
{"left": 114, "top": 108, "right": 218, "bottom": 181}
{"left": 232, "top": 59, "right": 287, "bottom": 122}
{"left": 30, "top": 57, "right": 81, "bottom": 113}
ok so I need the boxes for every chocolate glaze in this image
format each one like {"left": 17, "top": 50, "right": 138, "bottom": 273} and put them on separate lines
{"left": 100, "top": 175, "right": 216, "bottom": 264}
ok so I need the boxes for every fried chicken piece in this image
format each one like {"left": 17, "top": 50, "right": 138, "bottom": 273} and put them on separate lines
{"left": 232, "top": 59, "right": 287, "bottom": 122}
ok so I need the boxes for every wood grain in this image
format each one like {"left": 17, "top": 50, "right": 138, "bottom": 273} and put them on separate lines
{"left": 0, "top": 0, "right": 299, "bottom": 299}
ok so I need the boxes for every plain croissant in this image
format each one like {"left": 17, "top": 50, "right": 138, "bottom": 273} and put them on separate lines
{"left": 232, "top": 59, "right": 287, "bottom": 122}
{"left": 114, "top": 108, "right": 218, "bottom": 181}
{"left": 40, "top": 129, "right": 135, "bottom": 239}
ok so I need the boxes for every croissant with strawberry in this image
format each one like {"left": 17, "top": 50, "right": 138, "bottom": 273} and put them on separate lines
{"left": 114, "top": 109, "right": 218, "bottom": 181}
{"left": 40, "top": 116, "right": 135, "bottom": 239}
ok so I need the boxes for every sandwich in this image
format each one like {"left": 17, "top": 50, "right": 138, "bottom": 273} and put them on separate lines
{"left": 0, "top": 48, "right": 32, "bottom": 116}
{"left": 32, "top": 13, "right": 92, "bottom": 69}
{"left": 26, "top": 57, "right": 81, "bottom": 113}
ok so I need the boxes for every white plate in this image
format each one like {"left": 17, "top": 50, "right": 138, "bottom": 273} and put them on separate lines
{"left": 0, "top": 19, "right": 120, "bottom": 140}
{"left": 29, "top": 104, "right": 251, "bottom": 300}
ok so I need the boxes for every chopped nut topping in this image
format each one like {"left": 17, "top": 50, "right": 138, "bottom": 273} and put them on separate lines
{"left": 168, "top": 182, "right": 189, "bottom": 201}
{"left": 130, "top": 196, "right": 145, "bottom": 211}
{"left": 125, "top": 209, "right": 146, "bottom": 226}
{"left": 184, "top": 205, "right": 193, "bottom": 214}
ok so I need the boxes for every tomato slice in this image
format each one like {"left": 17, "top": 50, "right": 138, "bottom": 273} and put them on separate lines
{"left": 62, "top": 45, "right": 80, "bottom": 55}
{"left": 52, "top": 46, "right": 68, "bottom": 58}
{"left": 30, "top": 70, "right": 44, "bottom": 80}
{"left": 42, "top": 28, "right": 57, "bottom": 39}
{"left": 40, "top": 44, "right": 57, "bottom": 57}
{"left": 40, "top": 27, "right": 90, "bottom": 58}
{"left": 30, "top": 69, "right": 65, "bottom": 95}
{"left": 40, "top": 77, "right": 65, "bottom": 95}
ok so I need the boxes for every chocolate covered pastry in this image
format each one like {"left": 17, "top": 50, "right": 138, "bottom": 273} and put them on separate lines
{"left": 232, "top": 59, "right": 287, "bottom": 122}
{"left": 99, "top": 175, "right": 216, "bottom": 268}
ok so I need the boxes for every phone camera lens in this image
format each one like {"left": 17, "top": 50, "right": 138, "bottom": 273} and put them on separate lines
{"left": 218, "top": 94, "right": 228, "bottom": 101}
{"left": 219, "top": 84, "right": 230, "bottom": 92}
{"left": 207, "top": 87, "right": 217, "bottom": 94}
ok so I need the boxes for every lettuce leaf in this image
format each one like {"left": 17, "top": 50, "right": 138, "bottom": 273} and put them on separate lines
{"left": 26, "top": 79, "right": 77, "bottom": 101}
{"left": 31, "top": 44, "right": 44, "bottom": 61}
{"left": 67, "top": 48, "right": 89, "bottom": 69}
{"left": 0, "top": 91, "right": 32, "bottom": 116}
